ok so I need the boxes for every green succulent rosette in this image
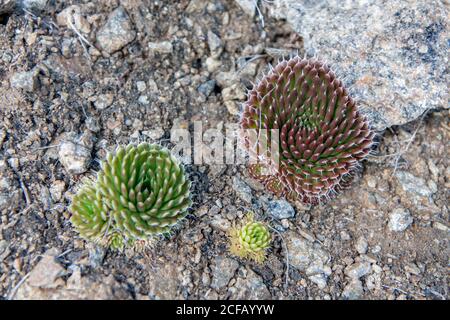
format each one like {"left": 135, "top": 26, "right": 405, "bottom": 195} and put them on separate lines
{"left": 229, "top": 214, "right": 271, "bottom": 263}
{"left": 69, "top": 143, "right": 191, "bottom": 250}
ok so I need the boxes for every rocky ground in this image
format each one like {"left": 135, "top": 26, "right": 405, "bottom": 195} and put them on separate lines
{"left": 0, "top": 0, "right": 448, "bottom": 300}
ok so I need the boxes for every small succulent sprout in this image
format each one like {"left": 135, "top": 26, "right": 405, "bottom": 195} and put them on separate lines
{"left": 229, "top": 214, "right": 271, "bottom": 263}
{"left": 240, "top": 57, "right": 375, "bottom": 204}
{"left": 69, "top": 143, "right": 192, "bottom": 250}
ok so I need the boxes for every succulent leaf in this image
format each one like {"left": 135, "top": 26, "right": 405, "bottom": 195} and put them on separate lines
{"left": 70, "top": 143, "right": 191, "bottom": 249}
{"left": 240, "top": 57, "right": 375, "bottom": 204}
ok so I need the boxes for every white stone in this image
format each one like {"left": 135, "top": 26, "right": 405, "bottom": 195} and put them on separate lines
{"left": 388, "top": 208, "right": 413, "bottom": 232}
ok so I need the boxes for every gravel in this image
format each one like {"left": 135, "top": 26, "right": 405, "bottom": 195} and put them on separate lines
{"left": 197, "top": 80, "right": 216, "bottom": 97}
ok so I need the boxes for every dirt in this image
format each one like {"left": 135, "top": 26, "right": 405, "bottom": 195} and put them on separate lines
{"left": 0, "top": 0, "right": 448, "bottom": 300}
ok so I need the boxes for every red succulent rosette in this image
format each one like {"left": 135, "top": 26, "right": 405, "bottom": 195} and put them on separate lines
{"left": 240, "top": 57, "right": 374, "bottom": 204}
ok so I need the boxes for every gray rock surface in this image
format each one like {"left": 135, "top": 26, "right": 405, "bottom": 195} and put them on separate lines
{"left": 388, "top": 208, "right": 413, "bottom": 232}
{"left": 229, "top": 268, "right": 271, "bottom": 299}
{"left": 395, "top": 171, "right": 434, "bottom": 198}
{"left": 96, "top": 7, "right": 136, "bottom": 54}
{"left": 0, "top": 174, "right": 20, "bottom": 211}
{"left": 269, "top": 0, "right": 448, "bottom": 130}
{"left": 342, "top": 278, "right": 364, "bottom": 300}
{"left": 285, "top": 231, "right": 332, "bottom": 287}
{"left": 87, "top": 243, "right": 106, "bottom": 269}
{"left": 235, "top": 0, "right": 256, "bottom": 17}
{"left": 21, "top": 0, "right": 47, "bottom": 11}
{"left": 94, "top": 93, "right": 114, "bottom": 110}
{"left": 345, "top": 262, "right": 371, "bottom": 279}
{"left": 207, "top": 30, "right": 223, "bottom": 58}
{"left": 18, "top": 0, "right": 48, "bottom": 10}
{"left": 267, "top": 199, "right": 295, "bottom": 220}
{"left": 15, "top": 272, "right": 129, "bottom": 300}
{"left": 148, "top": 263, "right": 181, "bottom": 299}
{"left": 355, "top": 236, "right": 368, "bottom": 254}
{"left": 232, "top": 176, "right": 253, "bottom": 204}
{"left": 210, "top": 256, "right": 239, "bottom": 290}
{"left": 148, "top": 41, "right": 173, "bottom": 54}
{"left": 56, "top": 5, "right": 91, "bottom": 34}
{"left": 198, "top": 80, "right": 216, "bottom": 97}
{"left": 10, "top": 70, "right": 38, "bottom": 92}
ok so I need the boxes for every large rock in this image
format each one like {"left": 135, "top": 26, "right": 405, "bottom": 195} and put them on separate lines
{"left": 344, "top": 262, "right": 371, "bottom": 279}
{"left": 235, "top": 0, "right": 256, "bottom": 17}
{"left": 96, "top": 7, "right": 136, "bottom": 54}
{"left": 232, "top": 176, "right": 253, "bottom": 204}
{"left": 269, "top": 0, "right": 447, "bottom": 130}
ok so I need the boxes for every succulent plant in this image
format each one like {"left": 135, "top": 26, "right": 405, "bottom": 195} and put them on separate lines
{"left": 240, "top": 57, "right": 375, "bottom": 204}
{"left": 229, "top": 214, "right": 271, "bottom": 263}
{"left": 69, "top": 181, "right": 109, "bottom": 242}
{"left": 69, "top": 143, "right": 191, "bottom": 250}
